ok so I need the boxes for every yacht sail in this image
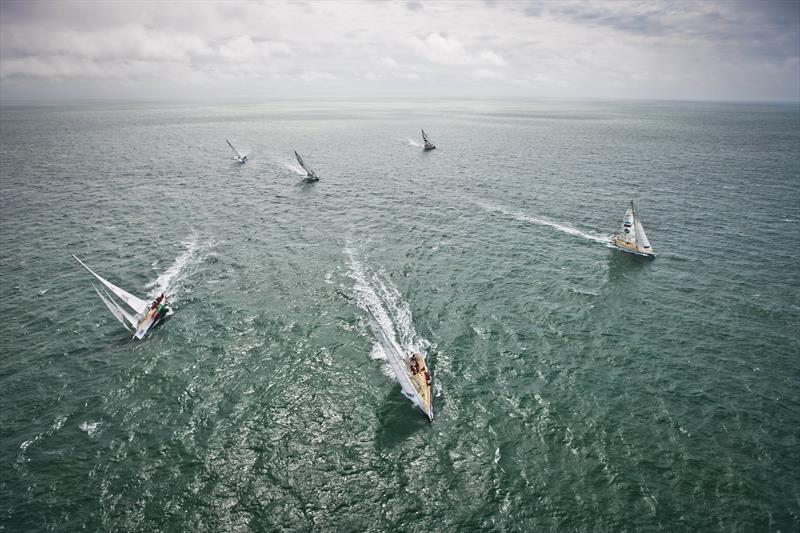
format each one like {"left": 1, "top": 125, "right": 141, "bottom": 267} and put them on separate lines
{"left": 73, "top": 255, "right": 148, "bottom": 315}
{"left": 421, "top": 129, "right": 436, "bottom": 151}
{"left": 226, "top": 138, "right": 247, "bottom": 163}
{"left": 611, "top": 201, "right": 655, "bottom": 257}
{"left": 93, "top": 285, "right": 134, "bottom": 331}
{"left": 634, "top": 218, "right": 653, "bottom": 253}
{"left": 365, "top": 306, "right": 433, "bottom": 420}
{"left": 294, "top": 150, "right": 319, "bottom": 180}
{"left": 620, "top": 205, "right": 637, "bottom": 247}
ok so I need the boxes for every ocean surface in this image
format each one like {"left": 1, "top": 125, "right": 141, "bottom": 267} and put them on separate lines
{"left": 1, "top": 98, "right": 798, "bottom": 531}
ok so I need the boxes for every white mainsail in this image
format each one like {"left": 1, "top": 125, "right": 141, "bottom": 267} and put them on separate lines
{"left": 619, "top": 205, "right": 637, "bottom": 247}
{"left": 73, "top": 255, "right": 148, "bottom": 315}
{"left": 366, "top": 307, "right": 432, "bottom": 419}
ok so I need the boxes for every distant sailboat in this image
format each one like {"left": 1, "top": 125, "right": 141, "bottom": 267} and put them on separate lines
{"left": 294, "top": 150, "right": 319, "bottom": 181}
{"left": 611, "top": 201, "right": 656, "bottom": 258}
{"left": 421, "top": 129, "right": 436, "bottom": 151}
{"left": 365, "top": 306, "right": 433, "bottom": 421}
{"left": 73, "top": 255, "right": 171, "bottom": 339}
{"left": 226, "top": 138, "right": 248, "bottom": 164}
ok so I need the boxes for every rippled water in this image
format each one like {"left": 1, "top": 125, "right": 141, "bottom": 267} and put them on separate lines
{"left": 1, "top": 99, "right": 798, "bottom": 531}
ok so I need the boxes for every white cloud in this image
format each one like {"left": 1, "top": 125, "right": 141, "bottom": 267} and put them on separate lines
{"left": 378, "top": 56, "right": 399, "bottom": 68}
{"left": 394, "top": 71, "right": 421, "bottom": 80}
{"left": 0, "top": 0, "right": 796, "bottom": 101}
{"left": 472, "top": 68, "right": 504, "bottom": 80}
{"left": 218, "top": 35, "right": 293, "bottom": 61}
{"left": 410, "top": 32, "right": 507, "bottom": 67}
{"left": 298, "top": 71, "right": 337, "bottom": 82}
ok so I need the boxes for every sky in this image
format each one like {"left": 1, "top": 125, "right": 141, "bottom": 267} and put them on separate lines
{"left": 0, "top": 0, "right": 798, "bottom": 102}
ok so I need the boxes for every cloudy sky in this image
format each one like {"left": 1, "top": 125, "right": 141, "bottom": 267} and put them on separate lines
{"left": 1, "top": 0, "right": 798, "bottom": 102}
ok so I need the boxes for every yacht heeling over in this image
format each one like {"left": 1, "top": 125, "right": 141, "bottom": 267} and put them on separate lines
{"left": 294, "top": 150, "right": 319, "bottom": 181}
{"left": 226, "top": 138, "right": 248, "bottom": 164}
{"left": 73, "top": 255, "right": 171, "bottom": 339}
{"left": 421, "top": 129, "right": 436, "bottom": 151}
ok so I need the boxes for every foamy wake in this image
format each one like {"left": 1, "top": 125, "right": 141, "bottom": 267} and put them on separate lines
{"left": 281, "top": 162, "right": 307, "bottom": 176}
{"left": 477, "top": 202, "right": 610, "bottom": 244}
{"left": 146, "top": 237, "right": 204, "bottom": 303}
{"left": 345, "top": 244, "right": 428, "bottom": 380}
{"left": 405, "top": 138, "right": 423, "bottom": 148}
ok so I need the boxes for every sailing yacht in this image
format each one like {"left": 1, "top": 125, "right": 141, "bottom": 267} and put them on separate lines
{"left": 611, "top": 201, "right": 656, "bottom": 258}
{"left": 226, "top": 138, "right": 248, "bottom": 164}
{"left": 73, "top": 255, "right": 171, "bottom": 339}
{"left": 365, "top": 306, "right": 433, "bottom": 421}
{"left": 421, "top": 129, "right": 436, "bottom": 151}
{"left": 294, "top": 150, "right": 319, "bottom": 181}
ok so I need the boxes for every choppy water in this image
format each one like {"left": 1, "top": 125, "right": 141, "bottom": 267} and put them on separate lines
{"left": 1, "top": 99, "right": 798, "bottom": 531}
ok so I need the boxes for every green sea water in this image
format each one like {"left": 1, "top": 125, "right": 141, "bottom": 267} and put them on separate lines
{"left": 1, "top": 99, "right": 798, "bottom": 531}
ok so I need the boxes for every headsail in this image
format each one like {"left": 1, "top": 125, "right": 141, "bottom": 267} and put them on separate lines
{"left": 226, "top": 138, "right": 243, "bottom": 160}
{"left": 73, "top": 255, "right": 148, "bottom": 315}
{"left": 294, "top": 150, "right": 318, "bottom": 179}
{"left": 422, "top": 129, "right": 429, "bottom": 144}
{"left": 93, "top": 285, "right": 134, "bottom": 331}
{"left": 99, "top": 285, "right": 139, "bottom": 327}
{"left": 634, "top": 216, "right": 653, "bottom": 253}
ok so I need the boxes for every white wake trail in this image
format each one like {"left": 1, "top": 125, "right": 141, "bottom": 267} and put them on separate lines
{"left": 405, "top": 138, "right": 423, "bottom": 148}
{"left": 146, "top": 237, "right": 203, "bottom": 302}
{"left": 345, "top": 244, "right": 428, "bottom": 380}
{"left": 281, "top": 162, "right": 307, "bottom": 176}
{"left": 512, "top": 212, "right": 610, "bottom": 244}
{"left": 478, "top": 202, "right": 610, "bottom": 244}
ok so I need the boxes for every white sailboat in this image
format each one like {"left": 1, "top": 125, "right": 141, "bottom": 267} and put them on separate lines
{"left": 365, "top": 306, "right": 433, "bottom": 421}
{"left": 421, "top": 129, "right": 436, "bottom": 151}
{"left": 294, "top": 150, "right": 319, "bottom": 181}
{"left": 226, "top": 138, "right": 248, "bottom": 164}
{"left": 611, "top": 201, "right": 656, "bottom": 258}
{"left": 73, "top": 255, "right": 171, "bottom": 339}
